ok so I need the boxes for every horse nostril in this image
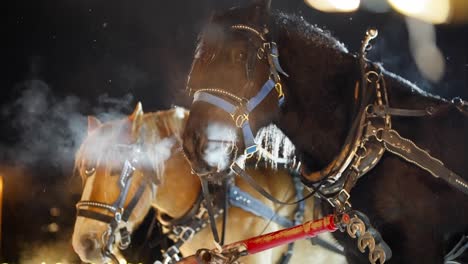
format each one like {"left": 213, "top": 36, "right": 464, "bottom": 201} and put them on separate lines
{"left": 80, "top": 235, "right": 96, "bottom": 252}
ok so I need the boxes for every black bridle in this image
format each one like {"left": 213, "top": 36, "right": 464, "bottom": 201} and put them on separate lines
{"left": 76, "top": 146, "right": 149, "bottom": 263}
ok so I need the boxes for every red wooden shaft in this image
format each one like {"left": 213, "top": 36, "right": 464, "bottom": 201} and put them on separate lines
{"left": 231, "top": 214, "right": 337, "bottom": 254}
{"left": 176, "top": 215, "right": 340, "bottom": 264}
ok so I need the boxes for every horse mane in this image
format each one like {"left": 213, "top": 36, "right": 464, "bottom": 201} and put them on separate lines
{"left": 271, "top": 12, "right": 449, "bottom": 103}
{"left": 272, "top": 12, "right": 349, "bottom": 54}
{"left": 141, "top": 107, "right": 188, "bottom": 183}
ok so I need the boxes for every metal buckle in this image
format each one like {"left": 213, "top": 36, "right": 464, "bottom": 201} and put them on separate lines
{"left": 118, "top": 227, "right": 131, "bottom": 250}
{"left": 244, "top": 145, "right": 258, "bottom": 158}
{"left": 275, "top": 82, "right": 284, "bottom": 100}
{"left": 195, "top": 205, "right": 208, "bottom": 220}
{"left": 173, "top": 226, "right": 196, "bottom": 242}
{"left": 234, "top": 113, "right": 249, "bottom": 128}
{"left": 114, "top": 211, "right": 122, "bottom": 222}
{"left": 231, "top": 105, "right": 249, "bottom": 128}
{"left": 328, "top": 189, "right": 351, "bottom": 212}
{"left": 257, "top": 46, "right": 266, "bottom": 60}
{"left": 163, "top": 245, "right": 181, "bottom": 262}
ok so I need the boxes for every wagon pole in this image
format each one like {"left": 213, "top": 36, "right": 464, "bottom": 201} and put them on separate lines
{"left": 175, "top": 214, "right": 346, "bottom": 264}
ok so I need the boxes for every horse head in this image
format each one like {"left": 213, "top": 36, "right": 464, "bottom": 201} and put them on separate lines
{"left": 182, "top": 0, "right": 359, "bottom": 177}
{"left": 182, "top": 0, "right": 287, "bottom": 176}
{"left": 72, "top": 103, "right": 164, "bottom": 263}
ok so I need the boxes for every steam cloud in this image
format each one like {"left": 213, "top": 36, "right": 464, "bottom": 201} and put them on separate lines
{"left": 0, "top": 79, "right": 134, "bottom": 171}
{"left": 18, "top": 238, "right": 79, "bottom": 264}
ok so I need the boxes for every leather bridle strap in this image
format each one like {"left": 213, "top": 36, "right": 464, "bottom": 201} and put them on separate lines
{"left": 122, "top": 180, "right": 148, "bottom": 222}
{"left": 200, "top": 177, "right": 222, "bottom": 244}
{"left": 77, "top": 209, "right": 114, "bottom": 224}
{"left": 231, "top": 163, "right": 323, "bottom": 205}
{"left": 194, "top": 79, "right": 277, "bottom": 156}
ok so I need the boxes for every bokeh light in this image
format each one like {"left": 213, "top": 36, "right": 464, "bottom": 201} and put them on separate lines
{"left": 304, "top": 0, "right": 360, "bottom": 12}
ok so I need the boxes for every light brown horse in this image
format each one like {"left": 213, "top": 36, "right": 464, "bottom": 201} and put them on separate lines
{"left": 72, "top": 104, "right": 345, "bottom": 264}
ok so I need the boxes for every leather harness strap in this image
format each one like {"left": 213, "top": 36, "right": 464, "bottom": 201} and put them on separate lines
{"left": 379, "top": 129, "right": 468, "bottom": 195}
{"left": 231, "top": 163, "right": 322, "bottom": 206}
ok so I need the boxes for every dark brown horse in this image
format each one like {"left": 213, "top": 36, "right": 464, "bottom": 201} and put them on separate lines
{"left": 181, "top": 1, "right": 468, "bottom": 263}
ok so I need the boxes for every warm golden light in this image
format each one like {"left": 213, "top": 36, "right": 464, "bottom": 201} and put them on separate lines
{"left": 388, "top": 0, "right": 450, "bottom": 24}
{"left": 0, "top": 175, "right": 3, "bottom": 254}
{"left": 304, "top": 0, "right": 360, "bottom": 12}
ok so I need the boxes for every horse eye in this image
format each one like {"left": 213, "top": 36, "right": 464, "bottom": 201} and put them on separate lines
{"left": 84, "top": 167, "right": 96, "bottom": 177}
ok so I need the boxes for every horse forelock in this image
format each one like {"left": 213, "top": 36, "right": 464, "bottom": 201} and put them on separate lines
{"left": 74, "top": 119, "right": 126, "bottom": 183}
{"left": 140, "top": 109, "right": 189, "bottom": 183}
{"left": 75, "top": 109, "right": 188, "bottom": 184}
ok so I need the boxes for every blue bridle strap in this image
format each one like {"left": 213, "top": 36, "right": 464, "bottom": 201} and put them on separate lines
{"left": 246, "top": 79, "right": 276, "bottom": 111}
{"left": 228, "top": 185, "right": 293, "bottom": 228}
{"left": 193, "top": 92, "right": 237, "bottom": 114}
{"left": 193, "top": 78, "right": 278, "bottom": 155}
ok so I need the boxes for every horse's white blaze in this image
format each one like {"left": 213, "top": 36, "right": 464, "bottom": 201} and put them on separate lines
{"left": 204, "top": 123, "right": 237, "bottom": 171}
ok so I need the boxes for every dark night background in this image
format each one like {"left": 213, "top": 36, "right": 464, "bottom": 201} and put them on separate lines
{"left": 1, "top": 0, "right": 467, "bottom": 263}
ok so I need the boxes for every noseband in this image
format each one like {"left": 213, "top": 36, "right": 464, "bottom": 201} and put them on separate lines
{"left": 191, "top": 24, "right": 289, "bottom": 157}
{"left": 76, "top": 145, "right": 148, "bottom": 263}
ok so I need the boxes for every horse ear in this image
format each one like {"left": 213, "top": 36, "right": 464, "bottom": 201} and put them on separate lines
{"left": 87, "top": 116, "right": 101, "bottom": 134}
{"left": 249, "top": 0, "right": 271, "bottom": 26}
{"left": 128, "top": 102, "right": 144, "bottom": 141}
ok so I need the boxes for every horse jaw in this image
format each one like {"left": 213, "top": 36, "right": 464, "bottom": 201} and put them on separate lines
{"left": 203, "top": 123, "right": 237, "bottom": 172}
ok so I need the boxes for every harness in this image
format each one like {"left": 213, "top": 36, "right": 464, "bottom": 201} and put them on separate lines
{"left": 304, "top": 29, "right": 468, "bottom": 201}
{"left": 156, "top": 172, "right": 315, "bottom": 264}
{"left": 189, "top": 22, "right": 468, "bottom": 264}
{"left": 76, "top": 146, "right": 148, "bottom": 264}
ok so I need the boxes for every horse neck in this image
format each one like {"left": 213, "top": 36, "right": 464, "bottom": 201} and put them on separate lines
{"left": 142, "top": 112, "right": 201, "bottom": 219}
{"left": 153, "top": 151, "right": 201, "bottom": 219}
{"left": 273, "top": 20, "right": 360, "bottom": 171}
